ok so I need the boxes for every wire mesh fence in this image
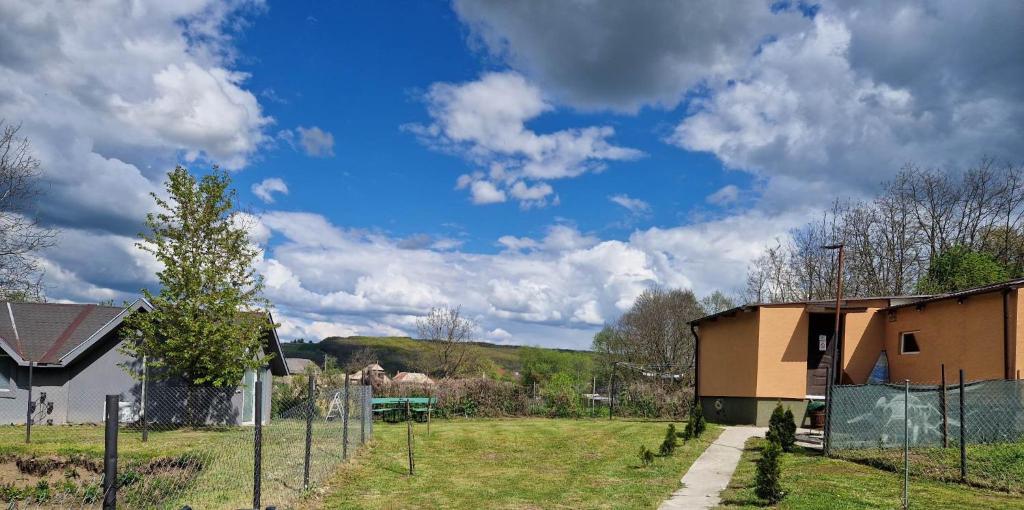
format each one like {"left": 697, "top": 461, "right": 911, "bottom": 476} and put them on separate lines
{"left": 0, "top": 374, "right": 372, "bottom": 509}
{"left": 828, "top": 374, "right": 1024, "bottom": 498}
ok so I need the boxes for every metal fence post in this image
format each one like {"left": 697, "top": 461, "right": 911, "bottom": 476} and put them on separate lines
{"left": 903, "top": 380, "right": 909, "bottom": 510}
{"left": 26, "top": 361, "right": 33, "bottom": 444}
{"left": 342, "top": 373, "right": 350, "bottom": 460}
{"left": 141, "top": 356, "right": 149, "bottom": 443}
{"left": 940, "top": 364, "right": 948, "bottom": 448}
{"left": 959, "top": 369, "right": 967, "bottom": 483}
{"left": 360, "top": 384, "right": 366, "bottom": 446}
{"left": 303, "top": 373, "right": 316, "bottom": 490}
{"left": 406, "top": 399, "right": 415, "bottom": 475}
{"left": 253, "top": 376, "right": 263, "bottom": 510}
{"left": 824, "top": 362, "right": 834, "bottom": 456}
{"left": 104, "top": 394, "right": 119, "bottom": 510}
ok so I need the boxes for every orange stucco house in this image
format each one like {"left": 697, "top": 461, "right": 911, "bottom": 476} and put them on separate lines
{"left": 690, "top": 279, "right": 1024, "bottom": 426}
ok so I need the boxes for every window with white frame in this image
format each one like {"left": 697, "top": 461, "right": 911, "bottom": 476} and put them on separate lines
{"left": 900, "top": 331, "right": 920, "bottom": 355}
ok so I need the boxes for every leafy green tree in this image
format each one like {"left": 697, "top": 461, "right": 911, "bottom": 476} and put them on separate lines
{"left": 916, "top": 246, "right": 1009, "bottom": 294}
{"left": 122, "top": 166, "right": 273, "bottom": 387}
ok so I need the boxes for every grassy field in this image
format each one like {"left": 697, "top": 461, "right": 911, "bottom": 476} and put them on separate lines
{"left": 717, "top": 438, "right": 1024, "bottom": 509}
{"left": 322, "top": 418, "right": 717, "bottom": 509}
{"left": 0, "top": 419, "right": 358, "bottom": 509}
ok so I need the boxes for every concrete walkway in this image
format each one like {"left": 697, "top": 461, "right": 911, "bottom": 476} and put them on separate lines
{"left": 658, "top": 426, "right": 765, "bottom": 510}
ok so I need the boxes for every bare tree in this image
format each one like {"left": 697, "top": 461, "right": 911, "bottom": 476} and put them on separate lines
{"left": 416, "top": 305, "right": 476, "bottom": 378}
{"left": 0, "top": 122, "right": 56, "bottom": 301}
{"left": 746, "top": 158, "right": 1024, "bottom": 302}
{"left": 613, "top": 287, "right": 704, "bottom": 385}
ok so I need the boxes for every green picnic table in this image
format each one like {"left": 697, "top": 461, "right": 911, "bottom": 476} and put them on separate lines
{"left": 372, "top": 397, "right": 437, "bottom": 422}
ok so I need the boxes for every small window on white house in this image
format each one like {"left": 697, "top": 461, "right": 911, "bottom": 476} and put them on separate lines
{"left": 900, "top": 331, "right": 920, "bottom": 355}
{"left": 0, "top": 355, "right": 11, "bottom": 391}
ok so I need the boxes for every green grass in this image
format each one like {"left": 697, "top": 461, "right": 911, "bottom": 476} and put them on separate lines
{"left": 717, "top": 438, "right": 1024, "bottom": 509}
{"left": 834, "top": 443, "right": 1024, "bottom": 493}
{"left": 0, "top": 419, "right": 357, "bottom": 509}
{"left": 323, "top": 418, "right": 719, "bottom": 509}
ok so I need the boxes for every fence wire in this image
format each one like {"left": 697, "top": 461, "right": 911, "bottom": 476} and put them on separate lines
{"left": 829, "top": 377, "right": 1024, "bottom": 494}
{"left": 0, "top": 375, "right": 373, "bottom": 509}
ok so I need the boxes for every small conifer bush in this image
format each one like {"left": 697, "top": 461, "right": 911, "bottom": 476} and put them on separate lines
{"left": 766, "top": 403, "right": 796, "bottom": 451}
{"left": 690, "top": 401, "right": 706, "bottom": 438}
{"left": 639, "top": 445, "right": 655, "bottom": 467}
{"left": 755, "top": 440, "right": 784, "bottom": 503}
{"left": 659, "top": 424, "right": 678, "bottom": 456}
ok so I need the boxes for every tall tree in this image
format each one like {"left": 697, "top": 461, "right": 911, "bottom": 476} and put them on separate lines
{"left": 122, "top": 166, "right": 272, "bottom": 387}
{"left": 916, "top": 246, "right": 1009, "bottom": 294}
{"left": 0, "top": 122, "right": 56, "bottom": 301}
{"left": 416, "top": 305, "right": 476, "bottom": 378}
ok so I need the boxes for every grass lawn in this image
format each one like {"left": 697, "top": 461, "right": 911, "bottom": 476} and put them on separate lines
{"left": 834, "top": 442, "right": 1024, "bottom": 493}
{"left": 717, "top": 438, "right": 1024, "bottom": 509}
{"left": 0, "top": 419, "right": 359, "bottom": 509}
{"left": 322, "top": 418, "right": 718, "bottom": 509}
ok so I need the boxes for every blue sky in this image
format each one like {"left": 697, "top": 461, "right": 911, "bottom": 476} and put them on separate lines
{"left": 2, "top": 0, "right": 1022, "bottom": 349}
{"left": 231, "top": 1, "right": 743, "bottom": 252}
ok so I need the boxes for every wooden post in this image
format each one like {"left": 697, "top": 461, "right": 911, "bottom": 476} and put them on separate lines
{"left": 141, "top": 356, "right": 148, "bottom": 443}
{"left": 303, "top": 374, "right": 315, "bottom": 490}
{"left": 940, "top": 364, "right": 948, "bottom": 448}
{"left": 426, "top": 389, "right": 432, "bottom": 437}
{"left": 342, "top": 373, "right": 350, "bottom": 460}
{"left": 406, "top": 399, "right": 415, "bottom": 475}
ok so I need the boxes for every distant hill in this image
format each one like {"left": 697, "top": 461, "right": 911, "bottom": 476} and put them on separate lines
{"left": 280, "top": 336, "right": 591, "bottom": 376}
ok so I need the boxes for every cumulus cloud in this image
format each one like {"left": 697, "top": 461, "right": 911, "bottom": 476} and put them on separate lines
{"left": 252, "top": 177, "right": 289, "bottom": 204}
{"left": 0, "top": 0, "right": 270, "bottom": 236}
{"left": 295, "top": 126, "right": 335, "bottom": 157}
{"left": 609, "top": 194, "right": 651, "bottom": 214}
{"left": 452, "top": 0, "right": 807, "bottom": 112}
{"left": 410, "top": 72, "right": 642, "bottom": 207}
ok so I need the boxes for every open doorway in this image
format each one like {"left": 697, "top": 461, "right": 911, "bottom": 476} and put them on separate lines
{"left": 807, "top": 313, "right": 843, "bottom": 397}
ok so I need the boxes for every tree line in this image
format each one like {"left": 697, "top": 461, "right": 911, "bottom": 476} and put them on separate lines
{"left": 746, "top": 158, "right": 1024, "bottom": 302}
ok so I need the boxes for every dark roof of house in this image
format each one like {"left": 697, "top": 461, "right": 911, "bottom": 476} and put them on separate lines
{"left": 0, "top": 300, "right": 289, "bottom": 376}
{"left": 688, "top": 295, "right": 932, "bottom": 326}
{"left": 882, "top": 277, "right": 1024, "bottom": 311}
{"left": 0, "top": 302, "right": 125, "bottom": 364}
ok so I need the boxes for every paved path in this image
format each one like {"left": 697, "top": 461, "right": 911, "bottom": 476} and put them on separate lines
{"left": 658, "top": 426, "right": 765, "bottom": 510}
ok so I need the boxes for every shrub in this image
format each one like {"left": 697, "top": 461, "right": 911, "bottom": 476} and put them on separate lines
{"left": 678, "top": 420, "right": 693, "bottom": 441}
{"left": 755, "top": 440, "right": 784, "bottom": 504}
{"left": 659, "top": 424, "right": 678, "bottom": 456}
{"left": 767, "top": 403, "right": 796, "bottom": 452}
{"left": 639, "top": 445, "right": 655, "bottom": 467}
{"left": 541, "top": 372, "right": 585, "bottom": 418}
{"left": 690, "top": 401, "right": 706, "bottom": 438}
{"left": 782, "top": 408, "right": 797, "bottom": 451}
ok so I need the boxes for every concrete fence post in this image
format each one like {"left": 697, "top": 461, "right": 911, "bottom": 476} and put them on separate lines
{"left": 103, "top": 394, "right": 119, "bottom": 510}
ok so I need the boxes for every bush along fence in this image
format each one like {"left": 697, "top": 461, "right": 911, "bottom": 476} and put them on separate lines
{"left": 827, "top": 369, "right": 1024, "bottom": 503}
{"left": 2, "top": 373, "right": 372, "bottom": 509}
{"left": 371, "top": 377, "right": 692, "bottom": 420}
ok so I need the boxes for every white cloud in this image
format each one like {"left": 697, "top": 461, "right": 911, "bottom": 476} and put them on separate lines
{"left": 468, "top": 180, "right": 507, "bottom": 204}
{"left": 609, "top": 194, "right": 651, "bottom": 214}
{"left": 0, "top": 0, "right": 270, "bottom": 235}
{"left": 295, "top": 126, "right": 335, "bottom": 158}
{"left": 251, "top": 177, "right": 289, "bottom": 204}
{"left": 706, "top": 185, "right": 740, "bottom": 206}
{"left": 410, "top": 72, "right": 642, "bottom": 207}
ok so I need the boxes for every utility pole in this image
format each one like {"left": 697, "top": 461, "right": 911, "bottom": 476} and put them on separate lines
{"left": 822, "top": 243, "right": 844, "bottom": 455}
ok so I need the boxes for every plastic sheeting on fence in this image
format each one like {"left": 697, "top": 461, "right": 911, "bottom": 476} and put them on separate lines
{"left": 829, "top": 379, "right": 1024, "bottom": 450}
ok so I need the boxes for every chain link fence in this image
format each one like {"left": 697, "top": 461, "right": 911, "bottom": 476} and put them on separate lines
{"left": 0, "top": 374, "right": 372, "bottom": 509}
{"left": 828, "top": 373, "right": 1024, "bottom": 500}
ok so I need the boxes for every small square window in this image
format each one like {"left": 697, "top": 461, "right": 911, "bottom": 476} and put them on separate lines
{"left": 900, "top": 331, "right": 920, "bottom": 355}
